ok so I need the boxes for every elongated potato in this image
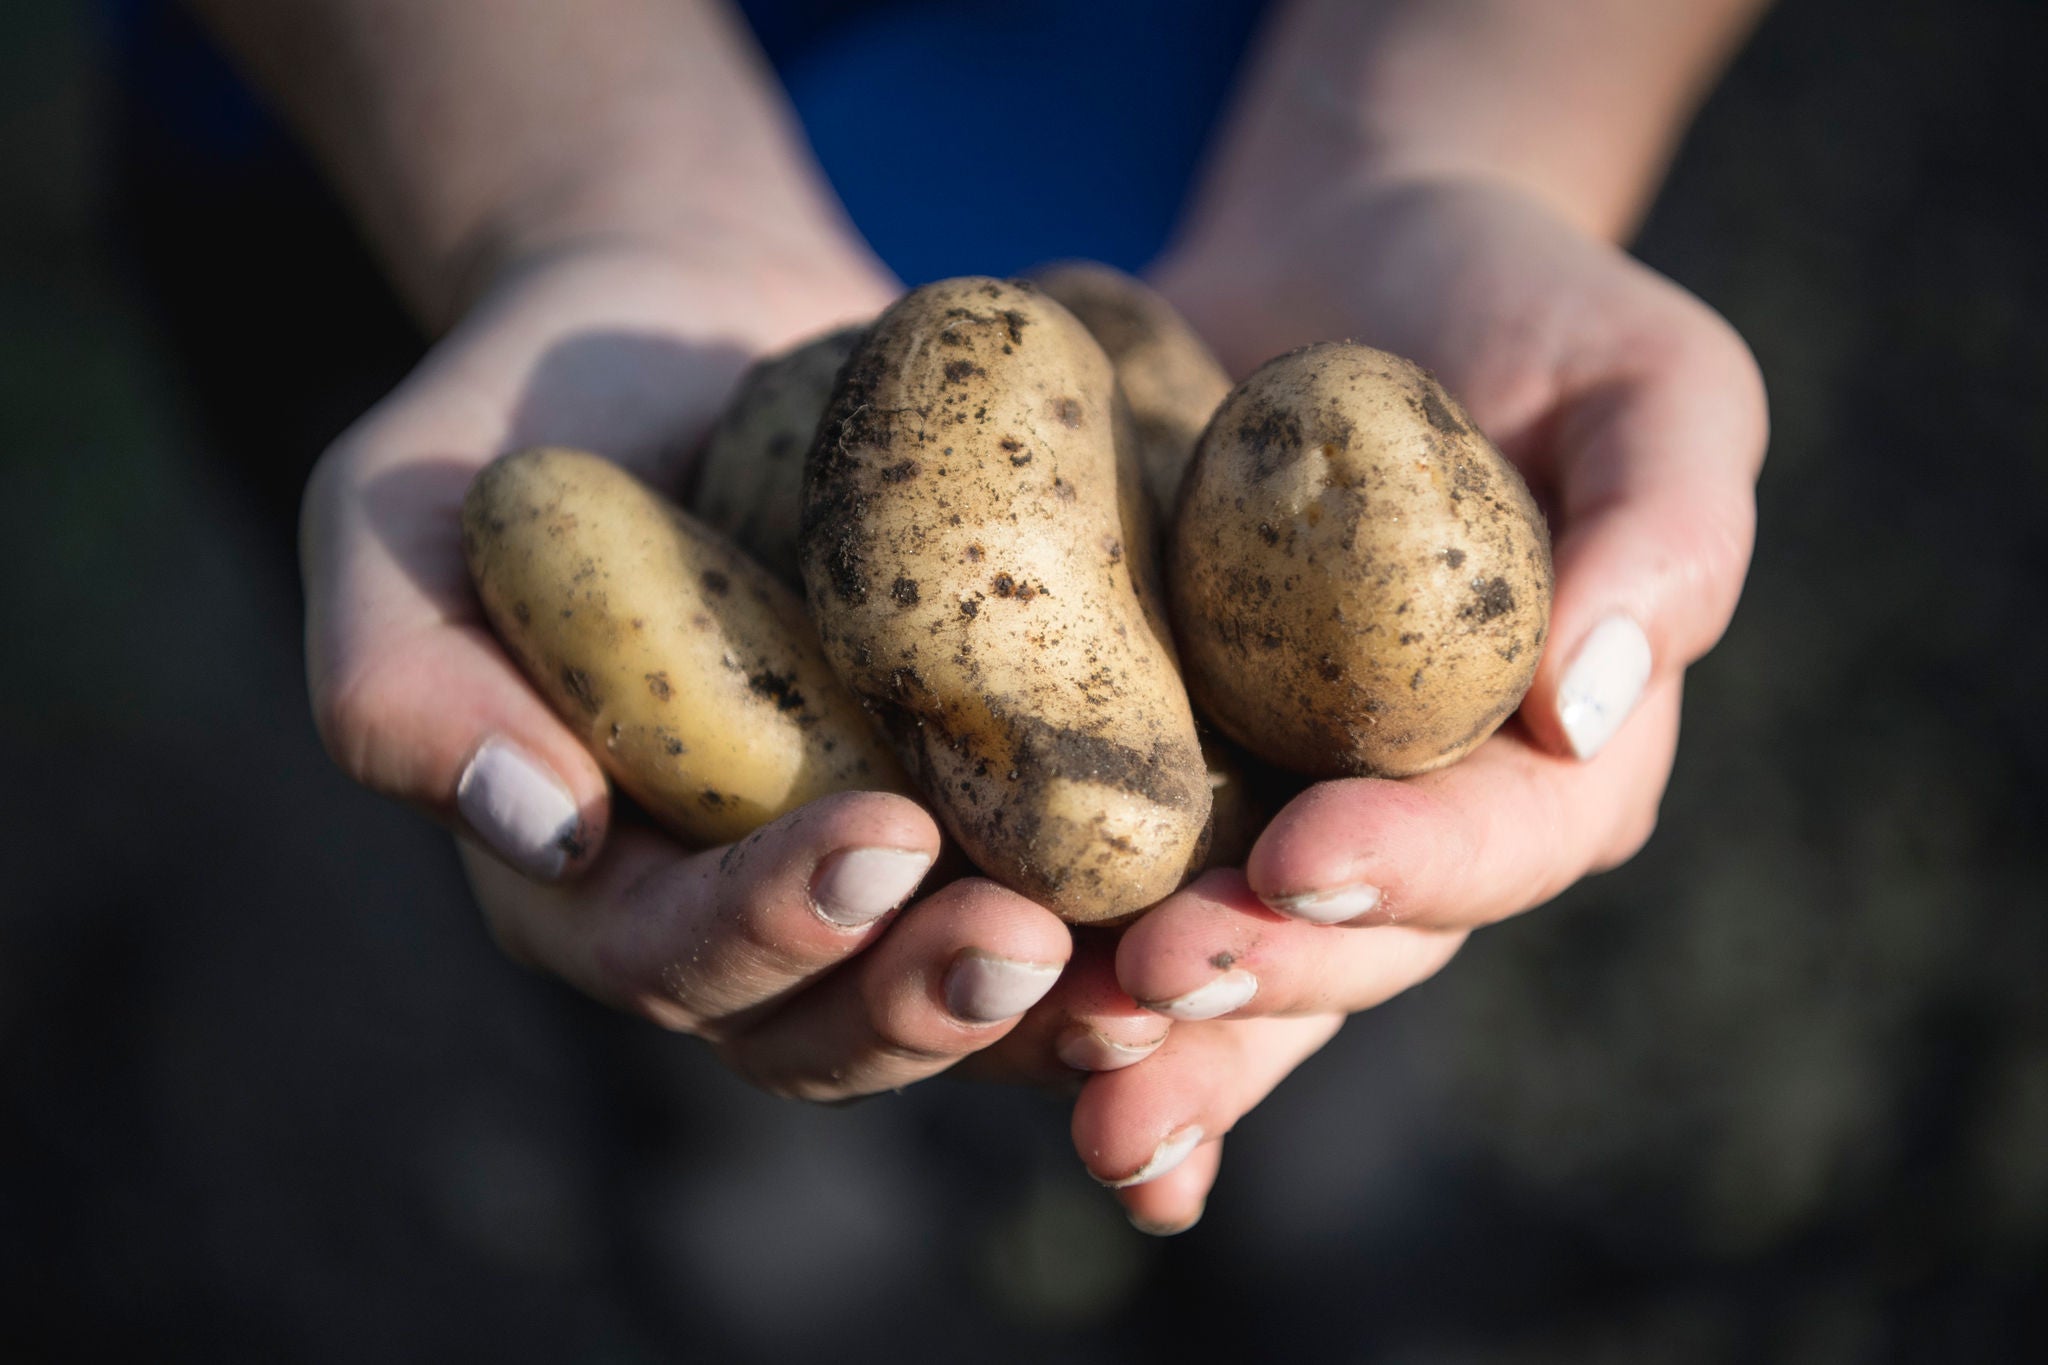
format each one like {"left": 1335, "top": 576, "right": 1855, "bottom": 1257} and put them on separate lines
{"left": 1170, "top": 343, "right": 1553, "bottom": 778}
{"left": 464, "top": 446, "right": 908, "bottom": 846}
{"left": 691, "top": 324, "right": 865, "bottom": 587}
{"left": 800, "top": 277, "right": 1211, "bottom": 923}
{"left": 1030, "top": 261, "right": 1232, "bottom": 518}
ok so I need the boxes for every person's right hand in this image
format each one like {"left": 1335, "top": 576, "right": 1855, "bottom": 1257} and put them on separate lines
{"left": 302, "top": 239, "right": 1167, "bottom": 1098}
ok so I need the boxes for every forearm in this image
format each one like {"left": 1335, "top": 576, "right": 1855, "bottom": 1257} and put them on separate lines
{"left": 190, "top": 0, "right": 881, "bottom": 327}
{"left": 1182, "top": 0, "right": 1770, "bottom": 245}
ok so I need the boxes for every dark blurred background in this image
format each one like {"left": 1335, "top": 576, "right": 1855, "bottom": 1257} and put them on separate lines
{"left": 2, "top": 0, "right": 2044, "bottom": 1360}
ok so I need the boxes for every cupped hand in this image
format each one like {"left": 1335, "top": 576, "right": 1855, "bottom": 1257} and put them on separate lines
{"left": 1074, "top": 174, "right": 1767, "bottom": 1231}
{"left": 301, "top": 242, "right": 1164, "bottom": 1099}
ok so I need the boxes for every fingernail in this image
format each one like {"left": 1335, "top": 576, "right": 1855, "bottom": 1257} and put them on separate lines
{"left": 456, "top": 737, "right": 581, "bottom": 879}
{"left": 1264, "top": 882, "right": 1382, "bottom": 924}
{"left": 1128, "top": 1202, "right": 1205, "bottom": 1237}
{"left": 809, "top": 847, "right": 933, "bottom": 928}
{"left": 1557, "top": 613, "right": 1653, "bottom": 760}
{"left": 1056, "top": 1026, "right": 1166, "bottom": 1072}
{"left": 1143, "top": 968, "right": 1258, "bottom": 1021}
{"left": 943, "top": 951, "right": 1062, "bottom": 1023}
{"left": 1099, "top": 1126, "right": 1204, "bottom": 1189}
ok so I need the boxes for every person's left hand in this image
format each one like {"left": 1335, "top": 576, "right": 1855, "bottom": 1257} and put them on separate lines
{"left": 1049, "top": 173, "right": 1766, "bottom": 1233}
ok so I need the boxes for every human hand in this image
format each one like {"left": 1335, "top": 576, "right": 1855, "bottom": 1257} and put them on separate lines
{"left": 1072, "top": 173, "right": 1767, "bottom": 1230}
{"left": 301, "top": 240, "right": 1168, "bottom": 1099}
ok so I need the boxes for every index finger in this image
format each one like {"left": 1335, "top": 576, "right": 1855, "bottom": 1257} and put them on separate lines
{"left": 1246, "top": 678, "right": 1681, "bottom": 933}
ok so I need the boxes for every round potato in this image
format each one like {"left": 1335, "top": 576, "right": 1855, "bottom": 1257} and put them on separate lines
{"left": 464, "top": 446, "right": 908, "bottom": 846}
{"left": 800, "top": 277, "right": 1211, "bottom": 923}
{"left": 1169, "top": 343, "right": 1552, "bottom": 778}
{"left": 690, "top": 324, "right": 865, "bottom": 588}
{"left": 1030, "top": 261, "right": 1232, "bottom": 518}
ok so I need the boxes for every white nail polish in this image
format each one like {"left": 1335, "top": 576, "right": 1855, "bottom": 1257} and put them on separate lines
{"left": 1100, "top": 1126, "right": 1205, "bottom": 1189}
{"left": 1556, "top": 613, "right": 1653, "bottom": 760}
{"left": 456, "top": 738, "right": 581, "bottom": 880}
{"left": 1145, "top": 968, "right": 1258, "bottom": 1022}
{"left": 944, "top": 952, "right": 1062, "bottom": 1023}
{"left": 1056, "top": 1028, "right": 1166, "bottom": 1072}
{"left": 809, "top": 847, "right": 933, "bottom": 928}
{"left": 1265, "top": 882, "right": 1382, "bottom": 924}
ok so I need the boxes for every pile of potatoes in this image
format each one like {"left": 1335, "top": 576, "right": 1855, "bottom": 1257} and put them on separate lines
{"left": 463, "top": 266, "right": 1552, "bottom": 924}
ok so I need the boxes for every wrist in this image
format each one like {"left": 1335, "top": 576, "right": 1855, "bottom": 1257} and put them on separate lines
{"left": 1172, "top": 0, "right": 1768, "bottom": 260}
{"left": 438, "top": 118, "right": 895, "bottom": 337}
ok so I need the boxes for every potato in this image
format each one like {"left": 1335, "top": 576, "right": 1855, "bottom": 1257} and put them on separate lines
{"left": 690, "top": 325, "right": 865, "bottom": 588}
{"left": 800, "top": 277, "right": 1211, "bottom": 923}
{"left": 463, "top": 446, "right": 908, "bottom": 846}
{"left": 1030, "top": 261, "right": 1232, "bottom": 518}
{"left": 1169, "top": 343, "right": 1552, "bottom": 778}
{"left": 1197, "top": 730, "right": 1266, "bottom": 871}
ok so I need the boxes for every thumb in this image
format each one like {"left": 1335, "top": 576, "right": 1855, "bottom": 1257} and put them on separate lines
{"left": 302, "top": 427, "right": 612, "bottom": 880}
{"left": 1521, "top": 308, "right": 1767, "bottom": 760}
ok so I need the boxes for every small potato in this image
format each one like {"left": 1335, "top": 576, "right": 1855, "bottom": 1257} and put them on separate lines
{"left": 801, "top": 277, "right": 1211, "bottom": 924}
{"left": 1170, "top": 344, "right": 1552, "bottom": 779}
{"left": 1197, "top": 730, "right": 1267, "bottom": 871}
{"left": 464, "top": 446, "right": 908, "bottom": 846}
{"left": 690, "top": 324, "right": 865, "bottom": 588}
{"left": 1030, "top": 261, "right": 1232, "bottom": 518}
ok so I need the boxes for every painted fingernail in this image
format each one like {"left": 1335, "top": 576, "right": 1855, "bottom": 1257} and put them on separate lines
{"left": 1143, "top": 968, "right": 1258, "bottom": 1021}
{"left": 1099, "top": 1126, "right": 1205, "bottom": 1189}
{"left": 810, "top": 847, "right": 933, "bottom": 928}
{"left": 1557, "top": 613, "right": 1653, "bottom": 760}
{"left": 1265, "top": 882, "right": 1382, "bottom": 924}
{"left": 943, "top": 951, "right": 1062, "bottom": 1023}
{"left": 1128, "top": 1203, "right": 1205, "bottom": 1237}
{"left": 456, "top": 737, "right": 582, "bottom": 880}
{"left": 1055, "top": 1026, "right": 1167, "bottom": 1072}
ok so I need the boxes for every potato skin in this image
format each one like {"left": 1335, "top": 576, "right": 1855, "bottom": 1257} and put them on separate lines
{"left": 800, "top": 277, "right": 1211, "bottom": 923}
{"left": 690, "top": 325, "right": 865, "bottom": 588}
{"left": 1030, "top": 261, "right": 1232, "bottom": 519}
{"left": 1169, "top": 344, "right": 1553, "bottom": 779}
{"left": 463, "top": 446, "right": 907, "bottom": 846}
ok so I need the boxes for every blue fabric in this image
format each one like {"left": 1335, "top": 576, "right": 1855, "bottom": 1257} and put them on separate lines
{"left": 109, "top": 0, "right": 1270, "bottom": 279}
{"left": 749, "top": 0, "right": 1269, "bottom": 279}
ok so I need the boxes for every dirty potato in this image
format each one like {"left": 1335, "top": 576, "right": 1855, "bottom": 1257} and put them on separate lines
{"left": 691, "top": 324, "right": 865, "bottom": 588}
{"left": 464, "top": 446, "right": 908, "bottom": 846}
{"left": 800, "top": 277, "right": 1211, "bottom": 923}
{"left": 1170, "top": 343, "right": 1553, "bottom": 778}
{"left": 1030, "top": 261, "right": 1232, "bottom": 518}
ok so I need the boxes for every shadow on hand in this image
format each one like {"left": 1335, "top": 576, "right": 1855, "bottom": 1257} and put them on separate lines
{"left": 360, "top": 329, "right": 755, "bottom": 614}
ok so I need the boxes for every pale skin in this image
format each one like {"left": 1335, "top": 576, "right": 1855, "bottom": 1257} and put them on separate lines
{"left": 195, "top": 0, "right": 1770, "bottom": 1233}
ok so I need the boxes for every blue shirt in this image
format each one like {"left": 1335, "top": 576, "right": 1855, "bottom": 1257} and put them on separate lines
{"left": 108, "top": 0, "right": 1268, "bottom": 282}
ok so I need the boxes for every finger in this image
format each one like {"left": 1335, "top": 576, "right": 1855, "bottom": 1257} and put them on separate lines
{"left": 1116, "top": 1137, "right": 1224, "bottom": 1237}
{"left": 1071, "top": 1014, "right": 1342, "bottom": 1190}
{"left": 459, "top": 790, "right": 940, "bottom": 1030}
{"left": 300, "top": 261, "right": 779, "bottom": 882}
{"left": 1248, "top": 678, "right": 1680, "bottom": 932}
{"left": 1523, "top": 307, "right": 1766, "bottom": 760}
{"left": 725, "top": 878, "right": 1072, "bottom": 1101}
{"left": 1115, "top": 870, "right": 1463, "bottom": 1020}
{"left": 954, "top": 931, "right": 1172, "bottom": 1087}
{"left": 305, "top": 429, "right": 616, "bottom": 881}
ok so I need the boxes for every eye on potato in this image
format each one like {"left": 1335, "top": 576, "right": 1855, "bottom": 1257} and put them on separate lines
{"left": 1029, "top": 261, "right": 1232, "bottom": 520}
{"left": 691, "top": 324, "right": 865, "bottom": 588}
{"left": 1169, "top": 343, "right": 1553, "bottom": 779}
{"left": 464, "top": 446, "right": 909, "bottom": 847}
{"left": 800, "top": 277, "right": 1212, "bottom": 924}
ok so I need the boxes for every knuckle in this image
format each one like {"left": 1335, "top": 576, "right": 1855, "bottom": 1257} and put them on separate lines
{"left": 309, "top": 660, "right": 394, "bottom": 788}
{"left": 858, "top": 976, "right": 955, "bottom": 1065}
